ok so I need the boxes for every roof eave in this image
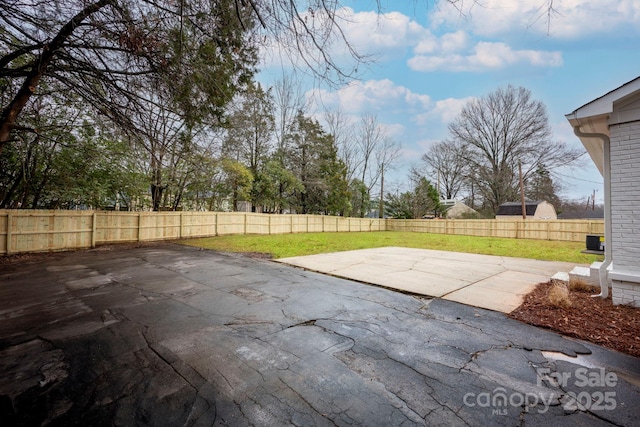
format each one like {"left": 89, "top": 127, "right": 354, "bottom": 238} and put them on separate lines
{"left": 565, "top": 113, "right": 608, "bottom": 176}
{"left": 565, "top": 76, "right": 640, "bottom": 178}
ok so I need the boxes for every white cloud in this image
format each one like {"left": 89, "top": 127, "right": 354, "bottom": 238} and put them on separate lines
{"left": 309, "top": 79, "right": 475, "bottom": 137}
{"left": 440, "top": 30, "right": 470, "bottom": 52}
{"left": 414, "top": 97, "right": 476, "bottom": 125}
{"left": 430, "top": 0, "right": 640, "bottom": 39}
{"left": 333, "top": 8, "right": 433, "bottom": 59}
{"left": 408, "top": 41, "right": 562, "bottom": 72}
{"left": 309, "top": 79, "right": 432, "bottom": 114}
{"left": 380, "top": 123, "right": 406, "bottom": 139}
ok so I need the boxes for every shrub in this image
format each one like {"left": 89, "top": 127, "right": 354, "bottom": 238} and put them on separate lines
{"left": 548, "top": 282, "right": 572, "bottom": 308}
{"left": 568, "top": 277, "right": 598, "bottom": 293}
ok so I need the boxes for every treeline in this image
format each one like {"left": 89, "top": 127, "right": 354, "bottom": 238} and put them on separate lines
{"left": 0, "top": 79, "right": 406, "bottom": 216}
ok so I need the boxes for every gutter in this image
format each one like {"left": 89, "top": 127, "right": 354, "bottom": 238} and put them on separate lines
{"left": 571, "top": 123, "right": 612, "bottom": 298}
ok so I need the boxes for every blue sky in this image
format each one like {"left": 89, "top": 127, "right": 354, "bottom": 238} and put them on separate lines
{"left": 260, "top": 0, "right": 640, "bottom": 203}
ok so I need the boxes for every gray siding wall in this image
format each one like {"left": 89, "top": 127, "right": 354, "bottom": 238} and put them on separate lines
{"left": 610, "top": 121, "right": 640, "bottom": 269}
{"left": 610, "top": 121, "right": 640, "bottom": 306}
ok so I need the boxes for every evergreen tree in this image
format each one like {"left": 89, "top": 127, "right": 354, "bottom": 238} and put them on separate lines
{"left": 385, "top": 176, "right": 440, "bottom": 219}
{"left": 252, "top": 157, "right": 303, "bottom": 213}
{"left": 285, "top": 113, "right": 350, "bottom": 214}
{"left": 526, "top": 164, "right": 561, "bottom": 208}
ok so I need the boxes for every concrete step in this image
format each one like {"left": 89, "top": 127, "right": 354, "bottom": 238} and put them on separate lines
{"left": 570, "top": 266, "right": 598, "bottom": 286}
{"left": 551, "top": 271, "right": 569, "bottom": 284}
{"left": 553, "top": 262, "right": 612, "bottom": 288}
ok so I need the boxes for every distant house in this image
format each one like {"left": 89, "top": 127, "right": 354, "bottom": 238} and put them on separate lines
{"left": 495, "top": 201, "right": 557, "bottom": 220}
{"left": 566, "top": 75, "right": 640, "bottom": 307}
{"left": 440, "top": 200, "right": 478, "bottom": 219}
{"left": 557, "top": 208, "right": 604, "bottom": 220}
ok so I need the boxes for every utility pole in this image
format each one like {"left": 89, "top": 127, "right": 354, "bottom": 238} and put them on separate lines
{"left": 378, "top": 163, "right": 384, "bottom": 219}
{"left": 519, "top": 160, "right": 526, "bottom": 220}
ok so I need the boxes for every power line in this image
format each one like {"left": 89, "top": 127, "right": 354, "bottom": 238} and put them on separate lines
{"left": 553, "top": 171, "right": 603, "bottom": 185}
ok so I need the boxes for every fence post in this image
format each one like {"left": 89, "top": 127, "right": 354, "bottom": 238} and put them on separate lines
{"left": 214, "top": 213, "right": 218, "bottom": 236}
{"left": 91, "top": 212, "right": 97, "bottom": 248}
{"left": 137, "top": 213, "right": 142, "bottom": 242}
{"left": 179, "top": 212, "right": 184, "bottom": 239}
{"left": 546, "top": 220, "right": 550, "bottom": 241}
{"left": 6, "top": 212, "right": 12, "bottom": 255}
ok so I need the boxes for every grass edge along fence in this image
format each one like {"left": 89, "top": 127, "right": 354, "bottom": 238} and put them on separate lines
{"left": 0, "top": 210, "right": 603, "bottom": 255}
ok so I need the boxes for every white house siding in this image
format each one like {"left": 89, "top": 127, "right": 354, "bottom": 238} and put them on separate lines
{"left": 609, "top": 120, "right": 640, "bottom": 306}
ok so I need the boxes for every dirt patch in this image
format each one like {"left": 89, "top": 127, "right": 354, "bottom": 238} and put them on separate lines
{"left": 509, "top": 281, "right": 640, "bottom": 358}
{"left": 0, "top": 241, "right": 168, "bottom": 265}
{"left": 241, "top": 252, "right": 273, "bottom": 259}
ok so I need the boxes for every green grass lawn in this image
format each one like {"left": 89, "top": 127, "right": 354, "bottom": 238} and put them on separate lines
{"left": 180, "top": 231, "right": 603, "bottom": 264}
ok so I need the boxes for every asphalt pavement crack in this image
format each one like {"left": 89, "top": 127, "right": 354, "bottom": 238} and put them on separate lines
{"left": 461, "top": 345, "right": 512, "bottom": 372}
{"left": 279, "top": 381, "right": 338, "bottom": 426}
{"left": 320, "top": 319, "right": 403, "bottom": 346}
{"left": 140, "top": 331, "right": 218, "bottom": 426}
{"left": 452, "top": 404, "right": 473, "bottom": 426}
{"left": 285, "top": 319, "right": 318, "bottom": 329}
{"left": 142, "top": 334, "right": 190, "bottom": 385}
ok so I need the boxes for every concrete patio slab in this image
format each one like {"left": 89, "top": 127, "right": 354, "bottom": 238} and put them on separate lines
{"left": 277, "top": 246, "right": 581, "bottom": 313}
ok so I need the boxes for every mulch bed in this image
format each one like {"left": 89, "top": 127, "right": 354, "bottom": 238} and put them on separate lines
{"left": 509, "top": 281, "right": 640, "bottom": 358}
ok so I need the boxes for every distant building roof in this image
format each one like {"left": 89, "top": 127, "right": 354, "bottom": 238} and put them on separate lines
{"left": 441, "top": 200, "right": 477, "bottom": 219}
{"left": 558, "top": 208, "right": 604, "bottom": 219}
{"left": 496, "top": 201, "right": 540, "bottom": 217}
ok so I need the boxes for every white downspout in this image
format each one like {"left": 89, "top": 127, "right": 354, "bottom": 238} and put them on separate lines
{"left": 572, "top": 125, "right": 612, "bottom": 298}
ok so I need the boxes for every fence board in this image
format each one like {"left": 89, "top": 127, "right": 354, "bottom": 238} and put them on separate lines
{"left": 0, "top": 210, "right": 603, "bottom": 255}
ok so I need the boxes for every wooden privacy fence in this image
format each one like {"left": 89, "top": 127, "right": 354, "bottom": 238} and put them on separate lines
{"left": 0, "top": 210, "right": 385, "bottom": 255}
{"left": 0, "top": 210, "right": 603, "bottom": 255}
{"left": 386, "top": 218, "right": 604, "bottom": 242}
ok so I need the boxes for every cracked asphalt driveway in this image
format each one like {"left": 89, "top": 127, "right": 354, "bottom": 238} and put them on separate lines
{"left": 1, "top": 243, "right": 638, "bottom": 426}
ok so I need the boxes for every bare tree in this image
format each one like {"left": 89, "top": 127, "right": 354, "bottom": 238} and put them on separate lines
{"left": 421, "top": 139, "right": 469, "bottom": 200}
{"left": 374, "top": 137, "right": 401, "bottom": 186}
{"left": 448, "top": 85, "right": 582, "bottom": 215}
{"left": 271, "top": 72, "right": 309, "bottom": 155}
{"left": 375, "top": 136, "right": 401, "bottom": 218}
{"left": 344, "top": 113, "right": 402, "bottom": 217}
{"left": 127, "top": 82, "right": 192, "bottom": 211}
{"left": 323, "top": 107, "right": 358, "bottom": 183}
{"left": 355, "top": 114, "right": 400, "bottom": 192}
{"left": 356, "top": 114, "right": 385, "bottom": 190}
